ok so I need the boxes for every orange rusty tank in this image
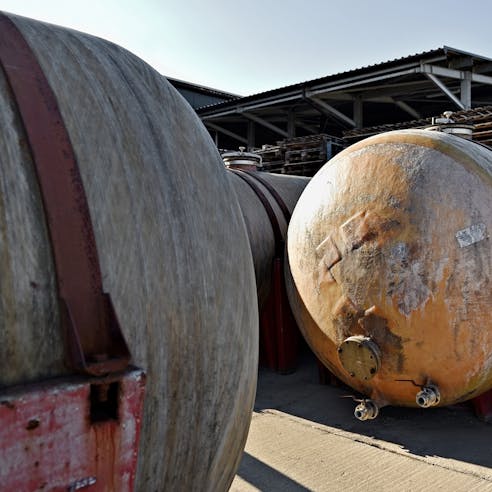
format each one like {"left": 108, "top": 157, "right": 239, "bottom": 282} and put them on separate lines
{"left": 287, "top": 129, "right": 492, "bottom": 414}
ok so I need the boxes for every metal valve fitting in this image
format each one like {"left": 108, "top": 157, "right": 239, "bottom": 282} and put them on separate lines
{"left": 354, "top": 400, "right": 379, "bottom": 421}
{"left": 416, "top": 385, "right": 441, "bottom": 408}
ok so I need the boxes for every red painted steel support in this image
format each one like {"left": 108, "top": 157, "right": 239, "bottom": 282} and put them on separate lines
{"left": 0, "top": 369, "right": 145, "bottom": 491}
{"left": 0, "top": 13, "right": 146, "bottom": 490}
{"left": 472, "top": 389, "right": 492, "bottom": 422}
{"left": 231, "top": 169, "right": 300, "bottom": 373}
{"left": 0, "top": 13, "right": 130, "bottom": 376}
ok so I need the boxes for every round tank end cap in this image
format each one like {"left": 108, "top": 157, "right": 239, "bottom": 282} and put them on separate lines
{"left": 338, "top": 336, "right": 381, "bottom": 381}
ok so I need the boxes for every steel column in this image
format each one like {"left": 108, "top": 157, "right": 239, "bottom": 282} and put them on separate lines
{"left": 247, "top": 120, "right": 255, "bottom": 150}
{"left": 353, "top": 96, "right": 363, "bottom": 129}
{"left": 287, "top": 109, "right": 296, "bottom": 138}
{"left": 461, "top": 72, "right": 472, "bottom": 110}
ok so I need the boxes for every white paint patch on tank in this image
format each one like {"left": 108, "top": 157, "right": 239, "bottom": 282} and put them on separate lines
{"left": 456, "top": 223, "right": 488, "bottom": 248}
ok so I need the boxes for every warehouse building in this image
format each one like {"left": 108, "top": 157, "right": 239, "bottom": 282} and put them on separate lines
{"left": 170, "top": 46, "right": 492, "bottom": 174}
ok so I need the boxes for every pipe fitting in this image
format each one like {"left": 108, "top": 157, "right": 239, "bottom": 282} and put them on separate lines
{"left": 416, "top": 385, "right": 440, "bottom": 408}
{"left": 354, "top": 400, "right": 379, "bottom": 421}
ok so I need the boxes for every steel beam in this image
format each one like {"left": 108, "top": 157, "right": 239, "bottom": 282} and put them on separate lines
{"left": 420, "top": 64, "right": 466, "bottom": 80}
{"left": 200, "top": 93, "right": 302, "bottom": 119}
{"left": 198, "top": 56, "right": 454, "bottom": 120}
{"left": 420, "top": 63, "right": 492, "bottom": 86}
{"left": 306, "top": 96, "right": 355, "bottom": 127}
{"left": 393, "top": 99, "right": 421, "bottom": 119}
{"left": 306, "top": 68, "right": 422, "bottom": 98}
{"left": 242, "top": 112, "right": 289, "bottom": 137}
{"left": 297, "top": 122, "right": 319, "bottom": 134}
{"left": 306, "top": 54, "right": 446, "bottom": 96}
{"left": 205, "top": 122, "right": 248, "bottom": 144}
{"left": 425, "top": 73, "right": 465, "bottom": 110}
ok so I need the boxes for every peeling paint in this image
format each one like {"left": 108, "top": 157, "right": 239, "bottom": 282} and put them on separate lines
{"left": 456, "top": 223, "right": 487, "bottom": 248}
{"left": 288, "top": 129, "right": 492, "bottom": 407}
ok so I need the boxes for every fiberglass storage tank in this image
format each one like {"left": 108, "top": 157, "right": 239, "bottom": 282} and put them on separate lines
{"left": 0, "top": 12, "right": 257, "bottom": 491}
{"left": 224, "top": 150, "right": 310, "bottom": 307}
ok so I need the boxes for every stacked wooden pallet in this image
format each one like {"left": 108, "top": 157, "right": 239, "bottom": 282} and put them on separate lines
{"left": 257, "top": 134, "right": 344, "bottom": 176}
{"left": 454, "top": 107, "right": 492, "bottom": 146}
{"left": 343, "top": 106, "right": 492, "bottom": 146}
{"left": 254, "top": 107, "right": 492, "bottom": 176}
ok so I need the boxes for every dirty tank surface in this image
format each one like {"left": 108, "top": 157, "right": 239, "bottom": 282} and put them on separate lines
{"left": 229, "top": 171, "right": 309, "bottom": 306}
{"left": 0, "top": 12, "right": 257, "bottom": 491}
{"left": 287, "top": 129, "right": 492, "bottom": 408}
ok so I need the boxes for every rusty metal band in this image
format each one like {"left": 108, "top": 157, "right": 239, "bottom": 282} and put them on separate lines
{"left": 241, "top": 170, "right": 291, "bottom": 223}
{"left": 0, "top": 14, "right": 130, "bottom": 376}
{"left": 230, "top": 169, "right": 284, "bottom": 259}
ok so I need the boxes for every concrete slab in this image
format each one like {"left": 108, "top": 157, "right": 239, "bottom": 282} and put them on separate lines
{"left": 231, "top": 350, "right": 492, "bottom": 491}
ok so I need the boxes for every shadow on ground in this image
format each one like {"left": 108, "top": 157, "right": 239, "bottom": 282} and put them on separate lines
{"left": 254, "top": 347, "right": 492, "bottom": 470}
{"left": 236, "top": 453, "right": 311, "bottom": 492}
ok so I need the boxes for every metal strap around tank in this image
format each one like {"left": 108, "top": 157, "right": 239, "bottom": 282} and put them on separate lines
{"left": 0, "top": 14, "right": 131, "bottom": 376}
{"left": 240, "top": 170, "right": 292, "bottom": 223}
{"left": 230, "top": 169, "right": 285, "bottom": 259}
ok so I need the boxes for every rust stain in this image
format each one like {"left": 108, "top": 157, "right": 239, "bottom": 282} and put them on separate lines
{"left": 316, "top": 234, "right": 341, "bottom": 270}
{"left": 288, "top": 129, "right": 492, "bottom": 407}
{"left": 340, "top": 210, "right": 401, "bottom": 252}
{"left": 339, "top": 130, "right": 492, "bottom": 186}
{"left": 358, "top": 306, "right": 404, "bottom": 372}
{"left": 331, "top": 296, "right": 364, "bottom": 343}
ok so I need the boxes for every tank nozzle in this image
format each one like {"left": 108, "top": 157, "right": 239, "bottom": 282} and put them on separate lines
{"left": 354, "top": 400, "right": 379, "bottom": 421}
{"left": 416, "top": 385, "right": 440, "bottom": 408}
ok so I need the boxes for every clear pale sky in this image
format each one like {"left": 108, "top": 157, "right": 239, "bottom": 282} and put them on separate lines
{"left": 1, "top": 0, "right": 491, "bottom": 96}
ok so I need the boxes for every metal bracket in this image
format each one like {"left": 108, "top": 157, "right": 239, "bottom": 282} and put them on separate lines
{"left": 230, "top": 169, "right": 285, "bottom": 259}
{"left": 0, "top": 14, "right": 131, "bottom": 376}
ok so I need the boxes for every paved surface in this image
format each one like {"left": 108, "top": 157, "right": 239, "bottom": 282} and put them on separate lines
{"left": 231, "top": 350, "right": 492, "bottom": 491}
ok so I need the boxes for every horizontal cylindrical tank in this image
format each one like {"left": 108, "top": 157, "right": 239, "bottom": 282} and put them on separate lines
{"left": 228, "top": 169, "right": 309, "bottom": 306}
{"left": 287, "top": 129, "right": 492, "bottom": 408}
{"left": 0, "top": 13, "right": 257, "bottom": 491}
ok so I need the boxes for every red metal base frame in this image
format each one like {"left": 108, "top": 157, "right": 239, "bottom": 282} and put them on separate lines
{"left": 259, "top": 258, "right": 300, "bottom": 374}
{"left": 0, "top": 368, "right": 145, "bottom": 491}
{"left": 472, "top": 389, "right": 492, "bottom": 423}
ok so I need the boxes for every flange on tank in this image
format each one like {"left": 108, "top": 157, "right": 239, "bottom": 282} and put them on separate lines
{"left": 287, "top": 129, "right": 492, "bottom": 413}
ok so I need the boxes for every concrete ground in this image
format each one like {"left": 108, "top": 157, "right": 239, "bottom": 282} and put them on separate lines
{"left": 231, "top": 350, "right": 492, "bottom": 492}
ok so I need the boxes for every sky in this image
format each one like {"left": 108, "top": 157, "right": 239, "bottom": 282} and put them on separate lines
{"left": 1, "top": 0, "right": 492, "bottom": 96}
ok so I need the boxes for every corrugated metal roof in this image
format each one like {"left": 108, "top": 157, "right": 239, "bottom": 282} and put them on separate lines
{"left": 196, "top": 46, "right": 492, "bottom": 113}
{"left": 167, "top": 76, "right": 239, "bottom": 99}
